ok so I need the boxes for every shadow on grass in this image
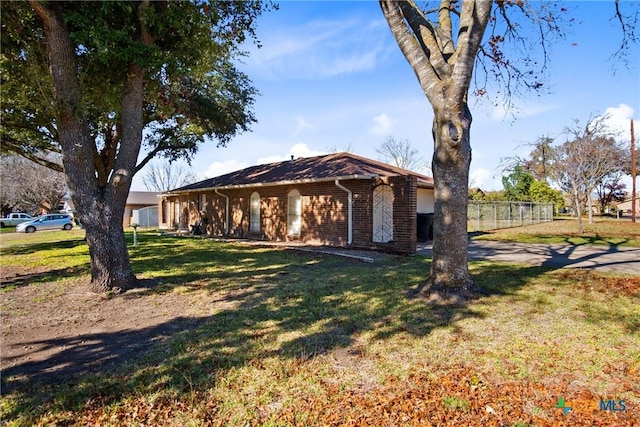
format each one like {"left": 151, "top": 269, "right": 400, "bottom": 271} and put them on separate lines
{"left": 0, "top": 265, "right": 90, "bottom": 291}
{"left": 1, "top": 233, "right": 628, "bottom": 422}
{"left": 0, "top": 237, "right": 88, "bottom": 256}
{"left": 460, "top": 237, "right": 640, "bottom": 274}
{"left": 538, "top": 235, "right": 637, "bottom": 270}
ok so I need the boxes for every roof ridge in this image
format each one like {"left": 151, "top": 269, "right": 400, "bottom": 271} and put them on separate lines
{"left": 165, "top": 151, "right": 433, "bottom": 194}
{"left": 336, "top": 151, "right": 432, "bottom": 180}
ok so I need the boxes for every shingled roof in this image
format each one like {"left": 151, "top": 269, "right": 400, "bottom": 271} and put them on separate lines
{"left": 164, "top": 152, "right": 433, "bottom": 194}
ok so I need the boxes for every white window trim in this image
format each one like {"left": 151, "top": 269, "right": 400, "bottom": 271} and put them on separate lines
{"left": 287, "top": 189, "right": 302, "bottom": 236}
{"left": 250, "top": 191, "right": 261, "bottom": 233}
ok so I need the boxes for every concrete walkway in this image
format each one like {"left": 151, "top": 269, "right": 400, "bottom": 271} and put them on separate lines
{"left": 417, "top": 240, "right": 640, "bottom": 275}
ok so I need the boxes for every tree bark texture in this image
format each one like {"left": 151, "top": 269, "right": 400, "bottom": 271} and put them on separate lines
{"left": 573, "top": 189, "right": 584, "bottom": 234}
{"left": 31, "top": 1, "right": 139, "bottom": 292}
{"left": 82, "top": 196, "right": 137, "bottom": 293}
{"left": 380, "top": 0, "right": 490, "bottom": 296}
{"left": 430, "top": 102, "right": 475, "bottom": 293}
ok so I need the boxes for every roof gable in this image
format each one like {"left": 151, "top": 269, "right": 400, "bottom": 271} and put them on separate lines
{"left": 127, "top": 191, "right": 161, "bottom": 205}
{"left": 167, "top": 152, "right": 433, "bottom": 193}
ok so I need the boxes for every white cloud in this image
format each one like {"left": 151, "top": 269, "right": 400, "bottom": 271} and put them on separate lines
{"left": 245, "top": 16, "right": 393, "bottom": 80}
{"left": 295, "top": 116, "right": 314, "bottom": 134}
{"left": 290, "top": 142, "right": 325, "bottom": 158}
{"left": 370, "top": 113, "right": 394, "bottom": 135}
{"left": 601, "top": 103, "right": 637, "bottom": 137}
{"left": 470, "top": 167, "right": 502, "bottom": 190}
{"left": 257, "top": 143, "right": 327, "bottom": 165}
{"left": 204, "top": 159, "right": 249, "bottom": 178}
{"left": 470, "top": 168, "right": 491, "bottom": 189}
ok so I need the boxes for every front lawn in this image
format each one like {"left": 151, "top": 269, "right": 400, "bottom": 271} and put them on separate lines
{"left": 1, "top": 231, "right": 638, "bottom": 425}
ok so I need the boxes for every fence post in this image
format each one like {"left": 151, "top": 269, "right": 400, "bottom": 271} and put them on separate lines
{"left": 519, "top": 204, "right": 523, "bottom": 226}
{"left": 530, "top": 203, "right": 534, "bottom": 224}
{"left": 470, "top": 201, "right": 554, "bottom": 231}
{"left": 493, "top": 203, "right": 497, "bottom": 230}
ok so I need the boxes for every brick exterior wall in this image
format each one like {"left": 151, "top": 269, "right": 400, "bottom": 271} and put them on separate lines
{"left": 159, "top": 176, "right": 419, "bottom": 253}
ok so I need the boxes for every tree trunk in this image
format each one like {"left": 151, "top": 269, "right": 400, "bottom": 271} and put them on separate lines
{"left": 31, "top": 1, "right": 140, "bottom": 293}
{"left": 573, "top": 190, "right": 584, "bottom": 234}
{"left": 80, "top": 194, "right": 137, "bottom": 293}
{"left": 587, "top": 192, "right": 594, "bottom": 224}
{"left": 428, "top": 102, "right": 476, "bottom": 298}
{"left": 379, "top": 0, "right": 491, "bottom": 301}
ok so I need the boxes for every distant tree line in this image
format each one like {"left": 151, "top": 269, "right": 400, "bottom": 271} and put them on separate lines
{"left": 472, "top": 114, "right": 633, "bottom": 233}
{"left": 468, "top": 165, "right": 565, "bottom": 213}
{"left": 0, "top": 153, "right": 67, "bottom": 217}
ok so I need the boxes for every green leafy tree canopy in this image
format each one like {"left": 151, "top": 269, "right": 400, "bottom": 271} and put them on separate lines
{"left": 1, "top": 1, "right": 274, "bottom": 292}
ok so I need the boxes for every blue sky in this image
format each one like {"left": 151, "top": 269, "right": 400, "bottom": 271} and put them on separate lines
{"left": 133, "top": 1, "right": 639, "bottom": 192}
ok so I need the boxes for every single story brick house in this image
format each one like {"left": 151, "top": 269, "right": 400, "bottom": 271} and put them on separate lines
{"left": 158, "top": 152, "right": 434, "bottom": 253}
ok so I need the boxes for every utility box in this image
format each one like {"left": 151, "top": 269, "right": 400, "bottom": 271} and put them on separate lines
{"left": 417, "top": 213, "right": 434, "bottom": 242}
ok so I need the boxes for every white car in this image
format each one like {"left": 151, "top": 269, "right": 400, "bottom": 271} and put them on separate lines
{"left": 16, "top": 214, "right": 74, "bottom": 233}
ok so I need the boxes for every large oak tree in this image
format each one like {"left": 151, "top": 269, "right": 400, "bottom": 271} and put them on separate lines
{"left": 379, "top": 0, "right": 637, "bottom": 300}
{"left": 1, "top": 1, "right": 271, "bottom": 292}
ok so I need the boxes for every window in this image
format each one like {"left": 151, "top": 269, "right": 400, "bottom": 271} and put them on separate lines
{"left": 287, "top": 189, "right": 301, "bottom": 236}
{"left": 250, "top": 192, "right": 260, "bottom": 233}
{"left": 199, "top": 194, "right": 206, "bottom": 211}
{"left": 173, "top": 201, "right": 180, "bottom": 228}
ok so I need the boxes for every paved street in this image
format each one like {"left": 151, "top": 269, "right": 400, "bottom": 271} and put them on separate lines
{"left": 417, "top": 240, "right": 640, "bottom": 275}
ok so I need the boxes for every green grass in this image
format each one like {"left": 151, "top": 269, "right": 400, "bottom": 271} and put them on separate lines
{"left": 1, "top": 230, "right": 639, "bottom": 425}
{"left": 442, "top": 396, "right": 470, "bottom": 411}
{"left": 471, "top": 217, "right": 640, "bottom": 247}
{"left": 0, "top": 229, "right": 89, "bottom": 289}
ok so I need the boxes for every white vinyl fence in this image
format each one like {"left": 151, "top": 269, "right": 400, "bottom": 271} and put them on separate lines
{"left": 468, "top": 201, "right": 553, "bottom": 232}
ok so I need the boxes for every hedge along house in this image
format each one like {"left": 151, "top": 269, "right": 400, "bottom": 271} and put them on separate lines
{"left": 158, "top": 152, "right": 434, "bottom": 254}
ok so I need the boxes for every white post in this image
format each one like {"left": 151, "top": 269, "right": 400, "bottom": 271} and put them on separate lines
{"left": 132, "top": 224, "right": 138, "bottom": 246}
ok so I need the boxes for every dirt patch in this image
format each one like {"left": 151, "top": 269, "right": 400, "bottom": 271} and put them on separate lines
{"left": 1, "top": 246, "right": 391, "bottom": 391}
{"left": 1, "top": 272, "right": 217, "bottom": 390}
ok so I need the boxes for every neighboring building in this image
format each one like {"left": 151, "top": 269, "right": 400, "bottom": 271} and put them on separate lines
{"left": 124, "top": 192, "right": 160, "bottom": 227}
{"left": 617, "top": 198, "right": 640, "bottom": 218}
{"left": 159, "top": 152, "right": 435, "bottom": 254}
{"left": 62, "top": 191, "right": 160, "bottom": 228}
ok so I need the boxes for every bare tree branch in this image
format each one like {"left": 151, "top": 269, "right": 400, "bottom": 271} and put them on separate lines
{"left": 376, "top": 136, "right": 429, "bottom": 173}
{"left": 0, "top": 140, "right": 64, "bottom": 172}
{"left": 141, "top": 160, "right": 200, "bottom": 192}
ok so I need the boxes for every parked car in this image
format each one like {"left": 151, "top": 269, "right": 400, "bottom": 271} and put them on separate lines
{"left": 0, "top": 212, "right": 34, "bottom": 228}
{"left": 16, "top": 214, "right": 74, "bottom": 233}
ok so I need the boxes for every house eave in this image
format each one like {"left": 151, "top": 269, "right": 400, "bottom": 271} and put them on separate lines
{"left": 159, "top": 174, "right": 381, "bottom": 197}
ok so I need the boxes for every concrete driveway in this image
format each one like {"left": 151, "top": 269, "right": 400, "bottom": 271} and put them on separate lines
{"left": 417, "top": 240, "right": 640, "bottom": 275}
